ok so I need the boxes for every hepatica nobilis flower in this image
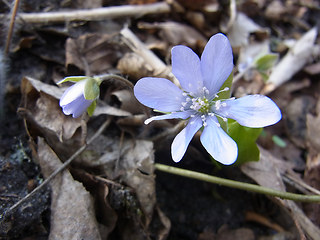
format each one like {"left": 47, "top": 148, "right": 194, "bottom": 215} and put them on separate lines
{"left": 134, "top": 33, "right": 282, "bottom": 165}
{"left": 59, "top": 76, "right": 101, "bottom": 118}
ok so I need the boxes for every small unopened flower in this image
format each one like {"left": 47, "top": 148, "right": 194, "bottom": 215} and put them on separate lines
{"left": 59, "top": 76, "right": 100, "bottom": 118}
{"left": 134, "top": 33, "right": 281, "bottom": 165}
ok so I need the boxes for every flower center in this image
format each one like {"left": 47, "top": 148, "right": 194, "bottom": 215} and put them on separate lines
{"left": 190, "top": 97, "right": 211, "bottom": 114}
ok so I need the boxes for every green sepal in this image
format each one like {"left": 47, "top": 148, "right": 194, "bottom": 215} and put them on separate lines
{"left": 57, "top": 76, "right": 88, "bottom": 84}
{"left": 154, "top": 109, "right": 171, "bottom": 114}
{"left": 254, "top": 53, "right": 278, "bottom": 72}
{"left": 84, "top": 77, "right": 100, "bottom": 100}
{"left": 87, "top": 100, "right": 97, "bottom": 116}
{"left": 216, "top": 72, "right": 233, "bottom": 100}
{"left": 227, "top": 119, "right": 262, "bottom": 165}
{"left": 216, "top": 72, "right": 233, "bottom": 132}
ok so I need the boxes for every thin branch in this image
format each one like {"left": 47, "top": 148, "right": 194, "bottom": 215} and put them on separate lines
{"left": 155, "top": 163, "right": 320, "bottom": 203}
{"left": 5, "top": 0, "right": 20, "bottom": 55}
{"left": 5, "top": 2, "right": 170, "bottom": 24}
{"left": 2, "top": 117, "right": 112, "bottom": 217}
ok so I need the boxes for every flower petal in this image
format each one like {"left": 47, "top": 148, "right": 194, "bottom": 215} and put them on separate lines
{"left": 200, "top": 33, "right": 233, "bottom": 98}
{"left": 200, "top": 116, "right": 238, "bottom": 165}
{"left": 60, "top": 80, "right": 86, "bottom": 106}
{"left": 61, "top": 95, "right": 93, "bottom": 118}
{"left": 145, "top": 110, "right": 193, "bottom": 124}
{"left": 171, "top": 117, "right": 203, "bottom": 162}
{"left": 216, "top": 95, "right": 282, "bottom": 128}
{"left": 171, "top": 46, "right": 203, "bottom": 93}
{"left": 134, "top": 77, "right": 184, "bottom": 112}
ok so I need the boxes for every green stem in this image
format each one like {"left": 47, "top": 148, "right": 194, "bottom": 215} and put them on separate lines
{"left": 154, "top": 163, "right": 320, "bottom": 203}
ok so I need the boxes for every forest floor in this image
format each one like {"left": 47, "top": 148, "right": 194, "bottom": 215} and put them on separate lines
{"left": 1, "top": 0, "right": 320, "bottom": 239}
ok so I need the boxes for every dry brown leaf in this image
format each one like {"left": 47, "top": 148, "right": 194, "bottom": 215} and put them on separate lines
{"left": 93, "top": 100, "right": 132, "bottom": 117}
{"left": 284, "top": 95, "right": 315, "bottom": 148}
{"left": 112, "top": 89, "right": 143, "bottom": 115}
{"left": 304, "top": 154, "right": 320, "bottom": 227}
{"left": 215, "top": 226, "right": 255, "bottom": 240}
{"left": 227, "top": 12, "right": 269, "bottom": 48}
{"left": 20, "top": 77, "right": 85, "bottom": 158}
{"left": 241, "top": 147, "right": 320, "bottom": 240}
{"left": 138, "top": 21, "right": 207, "bottom": 49}
{"left": 66, "top": 33, "right": 122, "bottom": 75}
{"left": 63, "top": 0, "right": 102, "bottom": 9}
{"left": 72, "top": 132, "right": 169, "bottom": 238}
{"left": 306, "top": 97, "right": 320, "bottom": 152}
{"left": 37, "top": 138, "right": 102, "bottom": 240}
{"left": 117, "top": 52, "right": 155, "bottom": 80}
{"left": 263, "top": 28, "right": 318, "bottom": 94}
{"left": 265, "top": 0, "right": 286, "bottom": 20}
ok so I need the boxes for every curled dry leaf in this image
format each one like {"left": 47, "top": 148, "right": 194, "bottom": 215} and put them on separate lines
{"left": 263, "top": 28, "right": 318, "bottom": 94}
{"left": 37, "top": 138, "right": 102, "bottom": 240}
{"left": 117, "top": 52, "right": 155, "bottom": 80}
{"left": 227, "top": 12, "right": 269, "bottom": 48}
{"left": 20, "top": 77, "right": 85, "bottom": 158}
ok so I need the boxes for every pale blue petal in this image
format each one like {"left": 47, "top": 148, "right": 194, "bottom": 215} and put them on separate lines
{"left": 60, "top": 80, "right": 86, "bottom": 106}
{"left": 172, "top": 46, "right": 203, "bottom": 93}
{"left": 145, "top": 110, "right": 193, "bottom": 124}
{"left": 61, "top": 95, "right": 93, "bottom": 118}
{"left": 216, "top": 95, "right": 282, "bottom": 128}
{"left": 200, "top": 116, "right": 238, "bottom": 165}
{"left": 200, "top": 33, "right": 233, "bottom": 98}
{"left": 134, "top": 77, "right": 184, "bottom": 112}
{"left": 171, "top": 116, "right": 203, "bottom": 162}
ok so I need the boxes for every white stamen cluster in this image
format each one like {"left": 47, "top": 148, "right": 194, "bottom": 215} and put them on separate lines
{"left": 179, "top": 86, "right": 232, "bottom": 127}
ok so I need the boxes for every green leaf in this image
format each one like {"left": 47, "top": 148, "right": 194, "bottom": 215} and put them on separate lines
{"left": 227, "top": 119, "right": 262, "bottom": 165}
{"left": 216, "top": 73, "right": 233, "bottom": 132}
{"left": 254, "top": 54, "right": 278, "bottom": 72}
{"left": 84, "top": 78, "right": 100, "bottom": 100}
{"left": 57, "top": 76, "right": 88, "bottom": 84}
{"left": 87, "top": 100, "right": 96, "bottom": 116}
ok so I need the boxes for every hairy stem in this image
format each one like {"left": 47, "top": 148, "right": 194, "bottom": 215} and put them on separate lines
{"left": 155, "top": 163, "right": 320, "bottom": 203}
{"left": 96, "top": 73, "right": 134, "bottom": 89}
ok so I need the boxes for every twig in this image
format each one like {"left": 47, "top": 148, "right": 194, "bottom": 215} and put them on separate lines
{"left": 120, "top": 27, "right": 175, "bottom": 82}
{"left": 283, "top": 173, "right": 320, "bottom": 195}
{"left": 155, "top": 163, "right": 320, "bottom": 203}
{"left": 2, "top": 117, "right": 112, "bottom": 217}
{"left": 4, "top": 2, "right": 170, "bottom": 24}
{"left": 4, "top": 0, "right": 20, "bottom": 55}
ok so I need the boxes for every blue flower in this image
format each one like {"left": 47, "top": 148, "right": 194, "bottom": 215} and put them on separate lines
{"left": 59, "top": 77, "right": 99, "bottom": 118}
{"left": 134, "top": 33, "right": 282, "bottom": 165}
